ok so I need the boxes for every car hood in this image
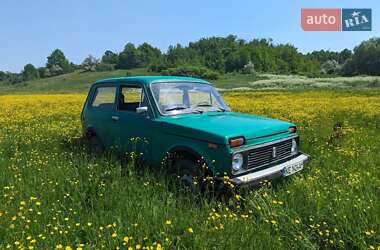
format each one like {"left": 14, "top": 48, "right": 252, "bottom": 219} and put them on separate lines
{"left": 159, "top": 112, "right": 294, "bottom": 144}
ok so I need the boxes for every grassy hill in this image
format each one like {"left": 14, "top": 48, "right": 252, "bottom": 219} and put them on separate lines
{"left": 0, "top": 68, "right": 149, "bottom": 94}
{"left": 1, "top": 68, "right": 380, "bottom": 94}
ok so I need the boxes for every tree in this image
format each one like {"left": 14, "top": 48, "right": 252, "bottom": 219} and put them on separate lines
{"left": 166, "top": 44, "right": 196, "bottom": 67}
{"left": 22, "top": 64, "right": 39, "bottom": 81}
{"left": 4, "top": 72, "right": 23, "bottom": 84}
{"left": 321, "top": 60, "right": 341, "bottom": 74}
{"left": 350, "top": 38, "right": 380, "bottom": 75}
{"left": 0, "top": 71, "right": 5, "bottom": 81}
{"left": 225, "top": 48, "right": 250, "bottom": 72}
{"left": 275, "top": 44, "right": 302, "bottom": 73}
{"left": 117, "top": 43, "right": 141, "bottom": 69}
{"left": 188, "top": 37, "right": 229, "bottom": 72}
{"left": 338, "top": 49, "right": 352, "bottom": 64}
{"left": 50, "top": 65, "right": 63, "bottom": 76}
{"left": 70, "top": 62, "right": 80, "bottom": 71}
{"left": 101, "top": 50, "right": 118, "bottom": 64}
{"left": 137, "top": 43, "right": 162, "bottom": 66}
{"left": 38, "top": 67, "right": 51, "bottom": 78}
{"left": 46, "top": 49, "right": 72, "bottom": 75}
{"left": 248, "top": 39, "right": 277, "bottom": 72}
{"left": 341, "top": 58, "right": 356, "bottom": 76}
{"left": 242, "top": 61, "right": 255, "bottom": 74}
{"left": 81, "top": 55, "right": 99, "bottom": 72}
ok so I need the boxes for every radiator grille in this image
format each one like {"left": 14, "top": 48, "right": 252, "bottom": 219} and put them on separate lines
{"left": 247, "top": 139, "right": 293, "bottom": 170}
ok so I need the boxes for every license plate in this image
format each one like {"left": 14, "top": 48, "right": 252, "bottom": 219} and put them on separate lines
{"left": 282, "top": 162, "right": 304, "bottom": 177}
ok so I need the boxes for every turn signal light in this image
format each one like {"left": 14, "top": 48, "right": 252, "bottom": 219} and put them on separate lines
{"left": 229, "top": 137, "right": 245, "bottom": 147}
{"left": 208, "top": 143, "right": 218, "bottom": 149}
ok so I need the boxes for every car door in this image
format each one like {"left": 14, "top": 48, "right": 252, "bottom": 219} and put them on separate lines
{"left": 85, "top": 84, "right": 118, "bottom": 148}
{"left": 113, "top": 83, "right": 153, "bottom": 163}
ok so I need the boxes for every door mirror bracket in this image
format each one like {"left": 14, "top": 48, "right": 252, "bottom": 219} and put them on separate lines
{"left": 136, "top": 106, "right": 148, "bottom": 115}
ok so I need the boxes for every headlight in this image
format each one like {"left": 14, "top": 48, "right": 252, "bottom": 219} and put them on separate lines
{"left": 232, "top": 153, "right": 244, "bottom": 172}
{"left": 291, "top": 139, "right": 298, "bottom": 155}
{"left": 288, "top": 126, "right": 297, "bottom": 133}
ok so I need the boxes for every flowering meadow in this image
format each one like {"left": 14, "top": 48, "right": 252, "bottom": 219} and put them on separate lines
{"left": 0, "top": 90, "right": 379, "bottom": 249}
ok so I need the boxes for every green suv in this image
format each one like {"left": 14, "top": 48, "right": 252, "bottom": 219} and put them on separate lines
{"left": 81, "top": 76, "right": 309, "bottom": 186}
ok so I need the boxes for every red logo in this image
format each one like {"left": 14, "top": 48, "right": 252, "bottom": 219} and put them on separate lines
{"left": 301, "top": 8, "right": 341, "bottom": 31}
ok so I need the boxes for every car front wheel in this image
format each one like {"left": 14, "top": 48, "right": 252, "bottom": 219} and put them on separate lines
{"left": 171, "top": 158, "right": 206, "bottom": 191}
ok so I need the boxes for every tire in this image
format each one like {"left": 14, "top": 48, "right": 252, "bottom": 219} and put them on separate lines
{"left": 171, "top": 158, "right": 204, "bottom": 190}
{"left": 88, "top": 135, "right": 104, "bottom": 155}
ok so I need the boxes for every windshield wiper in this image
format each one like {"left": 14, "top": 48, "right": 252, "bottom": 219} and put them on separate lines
{"left": 164, "top": 106, "right": 188, "bottom": 112}
{"left": 193, "top": 103, "right": 227, "bottom": 112}
{"left": 194, "top": 102, "right": 212, "bottom": 107}
{"left": 164, "top": 106, "right": 202, "bottom": 114}
{"left": 192, "top": 103, "right": 211, "bottom": 111}
{"left": 216, "top": 107, "right": 227, "bottom": 112}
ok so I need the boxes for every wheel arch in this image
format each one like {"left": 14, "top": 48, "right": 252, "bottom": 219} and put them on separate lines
{"left": 84, "top": 126, "right": 98, "bottom": 139}
{"left": 165, "top": 145, "right": 212, "bottom": 175}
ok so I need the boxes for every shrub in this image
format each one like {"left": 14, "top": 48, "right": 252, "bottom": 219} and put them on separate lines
{"left": 50, "top": 65, "right": 64, "bottom": 76}
{"left": 22, "top": 64, "right": 39, "bottom": 81}
{"left": 159, "top": 66, "right": 219, "bottom": 80}
{"left": 341, "top": 58, "right": 356, "bottom": 76}
{"left": 4, "top": 73, "right": 23, "bottom": 84}
{"left": 242, "top": 61, "right": 255, "bottom": 74}
{"left": 321, "top": 60, "right": 341, "bottom": 75}
{"left": 81, "top": 55, "right": 100, "bottom": 72}
{"left": 350, "top": 38, "right": 380, "bottom": 75}
{"left": 0, "top": 71, "right": 6, "bottom": 81}
{"left": 46, "top": 49, "right": 73, "bottom": 74}
{"left": 148, "top": 63, "right": 169, "bottom": 72}
{"left": 38, "top": 67, "right": 50, "bottom": 78}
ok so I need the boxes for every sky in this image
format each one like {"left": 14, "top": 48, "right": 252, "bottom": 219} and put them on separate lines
{"left": 0, "top": 0, "right": 379, "bottom": 72}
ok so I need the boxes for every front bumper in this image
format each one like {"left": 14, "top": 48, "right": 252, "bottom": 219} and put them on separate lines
{"left": 228, "top": 153, "right": 310, "bottom": 186}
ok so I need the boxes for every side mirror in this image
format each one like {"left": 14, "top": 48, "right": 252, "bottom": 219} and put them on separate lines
{"left": 136, "top": 106, "right": 148, "bottom": 114}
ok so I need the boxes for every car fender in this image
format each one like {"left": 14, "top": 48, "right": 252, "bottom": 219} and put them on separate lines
{"left": 165, "top": 144, "right": 212, "bottom": 174}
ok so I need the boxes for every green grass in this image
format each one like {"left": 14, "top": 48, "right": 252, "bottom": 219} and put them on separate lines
{"left": 0, "top": 90, "right": 379, "bottom": 249}
{"left": 0, "top": 68, "right": 150, "bottom": 93}
{"left": 1, "top": 69, "right": 380, "bottom": 94}
{"left": 212, "top": 73, "right": 269, "bottom": 89}
{"left": 247, "top": 74, "right": 380, "bottom": 89}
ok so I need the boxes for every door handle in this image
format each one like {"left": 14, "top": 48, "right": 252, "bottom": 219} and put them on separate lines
{"left": 111, "top": 116, "right": 119, "bottom": 121}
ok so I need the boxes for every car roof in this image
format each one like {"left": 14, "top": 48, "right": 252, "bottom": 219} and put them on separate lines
{"left": 94, "top": 76, "right": 210, "bottom": 85}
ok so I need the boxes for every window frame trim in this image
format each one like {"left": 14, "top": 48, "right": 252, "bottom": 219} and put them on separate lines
{"left": 116, "top": 83, "right": 151, "bottom": 115}
{"left": 89, "top": 84, "right": 118, "bottom": 112}
{"left": 148, "top": 81, "right": 229, "bottom": 116}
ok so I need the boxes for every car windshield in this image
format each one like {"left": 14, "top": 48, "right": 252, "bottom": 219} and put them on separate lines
{"left": 150, "top": 82, "right": 230, "bottom": 115}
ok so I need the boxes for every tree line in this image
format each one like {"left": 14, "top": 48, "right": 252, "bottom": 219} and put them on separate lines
{"left": 1, "top": 35, "right": 380, "bottom": 84}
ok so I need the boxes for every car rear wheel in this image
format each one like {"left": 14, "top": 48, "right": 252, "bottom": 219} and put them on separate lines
{"left": 87, "top": 135, "right": 104, "bottom": 155}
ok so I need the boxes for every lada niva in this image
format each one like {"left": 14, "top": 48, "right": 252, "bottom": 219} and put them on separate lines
{"left": 81, "top": 76, "right": 309, "bottom": 186}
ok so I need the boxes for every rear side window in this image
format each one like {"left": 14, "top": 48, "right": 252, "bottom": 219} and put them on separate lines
{"left": 91, "top": 86, "right": 117, "bottom": 110}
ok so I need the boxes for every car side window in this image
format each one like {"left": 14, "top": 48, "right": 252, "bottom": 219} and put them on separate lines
{"left": 118, "top": 85, "right": 148, "bottom": 112}
{"left": 91, "top": 86, "right": 117, "bottom": 110}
